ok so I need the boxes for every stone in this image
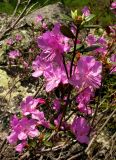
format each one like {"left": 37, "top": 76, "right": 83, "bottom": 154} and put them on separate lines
{"left": 25, "top": 2, "right": 70, "bottom": 25}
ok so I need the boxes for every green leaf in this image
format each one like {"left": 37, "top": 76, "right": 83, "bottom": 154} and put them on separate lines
{"left": 44, "top": 132, "right": 52, "bottom": 141}
{"left": 85, "top": 14, "right": 95, "bottom": 22}
{"left": 70, "top": 44, "right": 84, "bottom": 52}
{"left": 83, "top": 25, "right": 101, "bottom": 28}
{"left": 80, "top": 45, "right": 100, "bottom": 52}
{"left": 60, "top": 25, "right": 75, "bottom": 39}
{"left": 29, "top": 141, "right": 37, "bottom": 148}
{"left": 71, "top": 10, "right": 78, "bottom": 20}
{"left": 43, "top": 141, "right": 53, "bottom": 147}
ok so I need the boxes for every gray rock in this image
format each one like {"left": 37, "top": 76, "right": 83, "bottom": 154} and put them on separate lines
{"left": 26, "top": 2, "right": 70, "bottom": 25}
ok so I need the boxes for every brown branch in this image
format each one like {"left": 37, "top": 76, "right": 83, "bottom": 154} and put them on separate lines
{"left": 85, "top": 108, "right": 116, "bottom": 153}
{"left": 0, "top": 0, "right": 32, "bottom": 40}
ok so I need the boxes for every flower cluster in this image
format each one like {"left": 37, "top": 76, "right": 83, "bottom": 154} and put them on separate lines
{"left": 8, "top": 50, "right": 21, "bottom": 59}
{"left": 7, "top": 96, "right": 49, "bottom": 152}
{"left": 86, "top": 34, "right": 108, "bottom": 56}
{"left": 7, "top": 4, "right": 115, "bottom": 154}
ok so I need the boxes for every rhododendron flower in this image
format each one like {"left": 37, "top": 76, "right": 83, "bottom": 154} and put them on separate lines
{"left": 37, "top": 23, "right": 69, "bottom": 62}
{"left": 70, "top": 56, "right": 102, "bottom": 89}
{"left": 86, "top": 34, "right": 108, "bottom": 55}
{"left": 15, "top": 34, "right": 22, "bottom": 41}
{"left": 20, "top": 96, "right": 45, "bottom": 116}
{"left": 7, "top": 116, "right": 39, "bottom": 152}
{"left": 15, "top": 141, "right": 27, "bottom": 152}
{"left": 44, "top": 64, "right": 68, "bottom": 92}
{"left": 8, "top": 50, "right": 21, "bottom": 59}
{"left": 53, "top": 98, "right": 61, "bottom": 111}
{"left": 86, "top": 34, "right": 97, "bottom": 46}
{"left": 110, "top": 54, "right": 116, "bottom": 73}
{"left": 6, "top": 38, "right": 14, "bottom": 45}
{"left": 96, "top": 37, "right": 108, "bottom": 55}
{"left": 35, "top": 15, "right": 43, "bottom": 24}
{"left": 82, "top": 6, "right": 90, "bottom": 17}
{"left": 77, "top": 103, "right": 93, "bottom": 115}
{"left": 54, "top": 114, "right": 68, "bottom": 130}
{"left": 76, "top": 88, "right": 93, "bottom": 115}
{"left": 110, "top": 1, "right": 116, "bottom": 14}
{"left": 71, "top": 117, "right": 90, "bottom": 144}
{"left": 20, "top": 96, "right": 49, "bottom": 128}
{"left": 76, "top": 88, "right": 93, "bottom": 104}
{"left": 32, "top": 56, "right": 50, "bottom": 77}
{"left": 111, "top": 1, "right": 116, "bottom": 9}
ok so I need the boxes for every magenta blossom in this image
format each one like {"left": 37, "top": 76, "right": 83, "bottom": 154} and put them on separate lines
{"left": 86, "top": 34, "right": 97, "bottom": 46}
{"left": 77, "top": 103, "right": 93, "bottom": 115}
{"left": 20, "top": 96, "right": 45, "bottom": 116}
{"left": 32, "top": 55, "right": 50, "bottom": 77}
{"left": 15, "top": 34, "right": 22, "bottom": 41}
{"left": 76, "top": 88, "right": 93, "bottom": 115}
{"left": 111, "top": 1, "right": 116, "bottom": 8}
{"left": 70, "top": 56, "right": 102, "bottom": 90}
{"left": 6, "top": 38, "right": 14, "bottom": 45}
{"left": 110, "top": 1, "right": 116, "bottom": 14}
{"left": 20, "top": 96, "right": 49, "bottom": 128}
{"left": 44, "top": 64, "right": 68, "bottom": 92}
{"left": 54, "top": 114, "right": 69, "bottom": 130}
{"left": 71, "top": 117, "right": 90, "bottom": 144}
{"left": 15, "top": 141, "right": 27, "bottom": 152}
{"left": 37, "top": 23, "right": 69, "bottom": 62}
{"left": 53, "top": 99, "right": 61, "bottom": 111}
{"left": 76, "top": 88, "right": 93, "bottom": 104}
{"left": 110, "top": 54, "right": 116, "bottom": 73}
{"left": 8, "top": 50, "right": 21, "bottom": 59}
{"left": 82, "top": 6, "right": 90, "bottom": 17}
{"left": 34, "top": 15, "right": 43, "bottom": 24}
{"left": 86, "top": 34, "right": 108, "bottom": 55}
{"left": 7, "top": 116, "right": 39, "bottom": 152}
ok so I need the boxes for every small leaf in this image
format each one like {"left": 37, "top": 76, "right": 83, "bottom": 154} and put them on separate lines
{"left": 83, "top": 25, "right": 101, "bottom": 28}
{"left": 43, "top": 141, "right": 53, "bottom": 147}
{"left": 60, "top": 25, "right": 75, "bottom": 39}
{"left": 85, "top": 14, "right": 95, "bottom": 22}
{"left": 71, "top": 10, "right": 78, "bottom": 20}
{"left": 70, "top": 44, "right": 84, "bottom": 52}
{"left": 80, "top": 45, "right": 100, "bottom": 52}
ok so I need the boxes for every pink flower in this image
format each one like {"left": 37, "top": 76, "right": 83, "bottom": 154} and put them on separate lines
{"left": 71, "top": 117, "right": 90, "bottom": 144}
{"left": 20, "top": 96, "right": 49, "bottom": 128}
{"left": 53, "top": 99, "right": 61, "bottom": 111}
{"left": 96, "top": 37, "right": 108, "bottom": 55}
{"left": 15, "top": 34, "right": 22, "bottom": 41}
{"left": 76, "top": 88, "right": 94, "bottom": 115}
{"left": 8, "top": 50, "right": 21, "bottom": 59}
{"left": 37, "top": 23, "right": 69, "bottom": 62}
{"left": 70, "top": 56, "right": 102, "bottom": 89}
{"left": 20, "top": 96, "right": 44, "bottom": 116}
{"left": 15, "top": 141, "right": 27, "bottom": 152}
{"left": 86, "top": 34, "right": 97, "bottom": 46}
{"left": 44, "top": 64, "right": 68, "bottom": 92}
{"left": 76, "top": 88, "right": 93, "bottom": 104}
{"left": 7, "top": 116, "right": 39, "bottom": 152}
{"left": 6, "top": 38, "right": 14, "bottom": 45}
{"left": 32, "top": 56, "right": 50, "bottom": 77}
{"left": 77, "top": 103, "right": 93, "bottom": 115}
{"left": 110, "top": 54, "right": 116, "bottom": 73}
{"left": 82, "top": 6, "right": 90, "bottom": 17}
{"left": 86, "top": 35, "right": 108, "bottom": 55}
{"left": 54, "top": 114, "right": 68, "bottom": 130}
{"left": 111, "top": 1, "right": 116, "bottom": 9}
{"left": 34, "top": 15, "right": 43, "bottom": 24}
{"left": 110, "top": 1, "right": 116, "bottom": 14}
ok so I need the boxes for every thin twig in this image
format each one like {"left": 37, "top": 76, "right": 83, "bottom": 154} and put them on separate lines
{"left": 85, "top": 108, "right": 116, "bottom": 153}
{"left": 0, "top": 0, "right": 32, "bottom": 40}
